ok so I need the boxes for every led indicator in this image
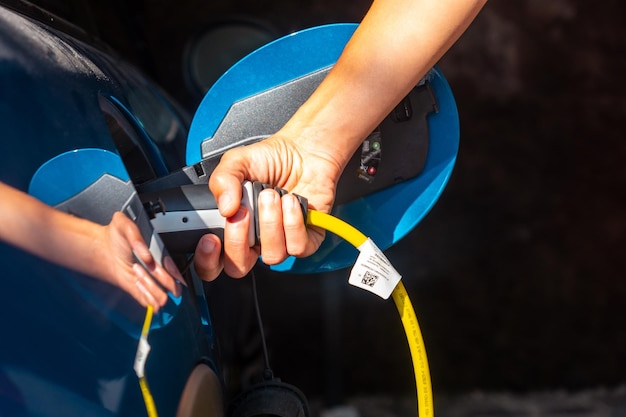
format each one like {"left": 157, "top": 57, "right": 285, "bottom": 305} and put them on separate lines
{"left": 372, "top": 141, "right": 381, "bottom": 150}
{"left": 367, "top": 166, "right": 377, "bottom": 176}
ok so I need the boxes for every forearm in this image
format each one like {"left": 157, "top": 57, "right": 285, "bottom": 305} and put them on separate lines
{"left": 282, "top": 0, "right": 487, "bottom": 169}
{"left": 0, "top": 182, "right": 106, "bottom": 278}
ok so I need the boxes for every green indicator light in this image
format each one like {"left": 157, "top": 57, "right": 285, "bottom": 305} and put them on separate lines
{"left": 372, "top": 141, "right": 381, "bottom": 150}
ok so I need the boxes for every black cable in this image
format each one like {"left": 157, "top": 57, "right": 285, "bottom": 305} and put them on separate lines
{"left": 250, "top": 269, "right": 273, "bottom": 380}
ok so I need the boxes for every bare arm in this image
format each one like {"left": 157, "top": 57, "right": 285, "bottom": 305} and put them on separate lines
{"left": 0, "top": 181, "right": 184, "bottom": 311}
{"left": 207, "top": 0, "right": 487, "bottom": 277}
{"left": 282, "top": 0, "right": 487, "bottom": 169}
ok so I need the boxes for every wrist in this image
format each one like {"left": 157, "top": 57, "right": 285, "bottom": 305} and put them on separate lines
{"left": 280, "top": 109, "right": 362, "bottom": 175}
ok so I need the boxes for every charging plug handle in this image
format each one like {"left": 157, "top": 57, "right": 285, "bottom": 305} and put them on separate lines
{"left": 250, "top": 181, "right": 308, "bottom": 246}
{"left": 140, "top": 181, "right": 307, "bottom": 253}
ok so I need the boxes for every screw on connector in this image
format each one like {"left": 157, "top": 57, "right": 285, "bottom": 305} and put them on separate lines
{"left": 143, "top": 198, "right": 166, "bottom": 219}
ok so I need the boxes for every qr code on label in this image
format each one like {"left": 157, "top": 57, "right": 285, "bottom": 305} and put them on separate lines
{"left": 361, "top": 271, "right": 379, "bottom": 287}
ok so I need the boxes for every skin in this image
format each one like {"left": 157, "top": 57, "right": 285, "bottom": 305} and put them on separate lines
{"left": 0, "top": 181, "right": 189, "bottom": 312}
{"left": 205, "top": 0, "right": 488, "bottom": 279}
{"left": 0, "top": 0, "right": 488, "bottom": 294}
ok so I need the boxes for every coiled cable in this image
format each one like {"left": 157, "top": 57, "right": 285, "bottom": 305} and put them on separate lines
{"left": 307, "top": 210, "right": 433, "bottom": 417}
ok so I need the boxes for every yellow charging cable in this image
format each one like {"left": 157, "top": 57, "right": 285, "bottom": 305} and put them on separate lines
{"left": 135, "top": 305, "right": 159, "bottom": 417}
{"left": 307, "top": 210, "right": 433, "bottom": 417}
{"left": 134, "top": 209, "right": 432, "bottom": 417}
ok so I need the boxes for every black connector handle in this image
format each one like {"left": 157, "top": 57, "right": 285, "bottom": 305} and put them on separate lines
{"left": 250, "top": 181, "right": 308, "bottom": 246}
{"left": 140, "top": 181, "right": 308, "bottom": 253}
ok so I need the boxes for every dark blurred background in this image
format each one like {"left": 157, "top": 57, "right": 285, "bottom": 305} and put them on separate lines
{"left": 13, "top": 0, "right": 626, "bottom": 411}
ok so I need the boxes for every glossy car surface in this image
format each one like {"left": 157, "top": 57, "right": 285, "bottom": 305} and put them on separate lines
{"left": 0, "top": 4, "right": 221, "bottom": 416}
{"left": 0, "top": 2, "right": 460, "bottom": 415}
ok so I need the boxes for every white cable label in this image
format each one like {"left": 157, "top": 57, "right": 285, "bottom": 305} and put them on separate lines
{"left": 133, "top": 337, "right": 151, "bottom": 379}
{"left": 348, "top": 238, "right": 402, "bottom": 299}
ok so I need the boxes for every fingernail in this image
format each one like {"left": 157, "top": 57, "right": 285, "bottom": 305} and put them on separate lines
{"left": 133, "top": 263, "right": 145, "bottom": 277}
{"left": 284, "top": 194, "right": 298, "bottom": 209}
{"left": 259, "top": 189, "right": 277, "bottom": 205}
{"left": 136, "top": 279, "right": 150, "bottom": 297}
{"left": 200, "top": 236, "right": 216, "bottom": 254}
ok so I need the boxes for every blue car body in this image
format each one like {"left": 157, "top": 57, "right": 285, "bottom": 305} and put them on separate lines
{"left": 0, "top": 2, "right": 460, "bottom": 415}
{"left": 0, "top": 4, "right": 221, "bottom": 416}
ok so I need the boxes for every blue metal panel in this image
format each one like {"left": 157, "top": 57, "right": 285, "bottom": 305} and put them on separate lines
{"left": 186, "top": 23, "right": 358, "bottom": 165}
{"left": 187, "top": 24, "right": 460, "bottom": 274}
{"left": 278, "top": 67, "right": 460, "bottom": 273}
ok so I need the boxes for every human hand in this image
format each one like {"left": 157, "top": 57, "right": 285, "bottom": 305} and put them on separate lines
{"left": 99, "top": 212, "right": 183, "bottom": 312}
{"left": 208, "top": 133, "right": 346, "bottom": 278}
{"left": 192, "top": 233, "right": 223, "bottom": 282}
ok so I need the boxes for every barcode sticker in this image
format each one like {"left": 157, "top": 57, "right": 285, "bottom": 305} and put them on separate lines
{"left": 348, "top": 238, "right": 402, "bottom": 299}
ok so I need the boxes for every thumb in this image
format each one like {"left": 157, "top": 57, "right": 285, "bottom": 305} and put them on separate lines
{"left": 209, "top": 163, "right": 246, "bottom": 218}
{"left": 209, "top": 142, "right": 267, "bottom": 217}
